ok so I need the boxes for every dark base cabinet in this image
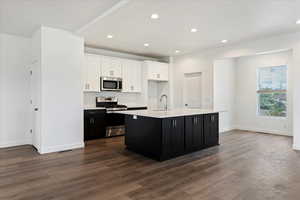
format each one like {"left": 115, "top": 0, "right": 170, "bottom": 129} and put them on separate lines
{"left": 84, "top": 110, "right": 106, "bottom": 141}
{"left": 185, "top": 115, "right": 204, "bottom": 152}
{"left": 162, "top": 117, "right": 185, "bottom": 160}
{"left": 125, "top": 113, "right": 219, "bottom": 161}
{"left": 204, "top": 113, "right": 219, "bottom": 147}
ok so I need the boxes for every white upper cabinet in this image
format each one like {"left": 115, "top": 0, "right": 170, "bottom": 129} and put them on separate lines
{"left": 83, "top": 54, "right": 101, "bottom": 92}
{"left": 101, "top": 56, "right": 122, "bottom": 78}
{"left": 122, "top": 59, "right": 142, "bottom": 93}
{"left": 145, "top": 61, "right": 169, "bottom": 81}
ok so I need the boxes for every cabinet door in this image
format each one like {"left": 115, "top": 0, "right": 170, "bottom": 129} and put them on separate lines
{"left": 122, "top": 59, "right": 142, "bottom": 93}
{"left": 162, "top": 117, "right": 185, "bottom": 159}
{"left": 101, "top": 56, "right": 122, "bottom": 78}
{"left": 204, "top": 113, "right": 219, "bottom": 147}
{"left": 185, "top": 115, "right": 204, "bottom": 152}
{"left": 84, "top": 110, "right": 106, "bottom": 141}
{"left": 158, "top": 62, "right": 169, "bottom": 81}
{"left": 146, "top": 61, "right": 157, "bottom": 80}
{"left": 132, "top": 61, "right": 142, "bottom": 92}
{"left": 146, "top": 61, "right": 169, "bottom": 81}
{"left": 83, "top": 54, "right": 101, "bottom": 92}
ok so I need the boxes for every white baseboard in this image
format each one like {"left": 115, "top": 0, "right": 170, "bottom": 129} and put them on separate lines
{"left": 293, "top": 144, "right": 300, "bottom": 151}
{"left": 220, "top": 127, "right": 235, "bottom": 133}
{"left": 234, "top": 125, "right": 292, "bottom": 136}
{"left": 39, "top": 142, "right": 85, "bottom": 154}
{"left": 0, "top": 138, "right": 32, "bottom": 148}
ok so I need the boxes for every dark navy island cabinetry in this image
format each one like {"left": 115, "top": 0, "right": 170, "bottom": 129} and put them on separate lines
{"left": 124, "top": 112, "right": 219, "bottom": 161}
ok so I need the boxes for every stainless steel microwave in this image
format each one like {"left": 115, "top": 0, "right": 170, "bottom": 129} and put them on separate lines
{"left": 100, "top": 77, "right": 122, "bottom": 91}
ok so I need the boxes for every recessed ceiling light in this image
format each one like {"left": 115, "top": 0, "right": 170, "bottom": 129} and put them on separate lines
{"left": 191, "top": 28, "right": 198, "bottom": 33}
{"left": 296, "top": 19, "right": 300, "bottom": 24}
{"left": 107, "top": 35, "right": 113, "bottom": 39}
{"left": 221, "top": 39, "right": 228, "bottom": 43}
{"left": 151, "top": 13, "right": 159, "bottom": 19}
{"left": 175, "top": 50, "right": 181, "bottom": 53}
{"left": 144, "top": 43, "right": 150, "bottom": 47}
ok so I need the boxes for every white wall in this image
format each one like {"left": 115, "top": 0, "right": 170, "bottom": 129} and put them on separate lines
{"left": 173, "top": 31, "right": 300, "bottom": 150}
{"left": 213, "top": 58, "right": 236, "bottom": 132}
{"left": 173, "top": 55, "right": 213, "bottom": 109}
{"left": 234, "top": 51, "right": 292, "bottom": 136}
{"left": 84, "top": 92, "right": 147, "bottom": 108}
{"left": 31, "top": 27, "right": 84, "bottom": 154}
{"left": 0, "top": 34, "right": 32, "bottom": 147}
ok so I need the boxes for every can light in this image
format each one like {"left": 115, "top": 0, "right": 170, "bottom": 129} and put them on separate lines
{"left": 151, "top": 13, "right": 159, "bottom": 19}
{"left": 221, "top": 39, "right": 228, "bottom": 43}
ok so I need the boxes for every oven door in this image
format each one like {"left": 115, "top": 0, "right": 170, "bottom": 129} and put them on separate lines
{"left": 101, "top": 77, "right": 122, "bottom": 91}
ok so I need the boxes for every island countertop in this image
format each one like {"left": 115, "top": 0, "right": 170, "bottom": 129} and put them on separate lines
{"left": 114, "top": 108, "right": 222, "bottom": 118}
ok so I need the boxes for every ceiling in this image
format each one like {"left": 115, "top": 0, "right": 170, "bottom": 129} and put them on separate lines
{"left": 1, "top": 0, "right": 300, "bottom": 58}
{"left": 0, "top": 0, "right": 121, "bottom": 36}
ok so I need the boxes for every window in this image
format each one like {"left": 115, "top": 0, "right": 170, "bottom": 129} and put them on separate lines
{"left": 257, "top": 65, "right": 287, "bottom": 117}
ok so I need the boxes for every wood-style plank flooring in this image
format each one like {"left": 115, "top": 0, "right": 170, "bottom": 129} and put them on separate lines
{"left": 1, "top": 130, "right": 300, "bottom": 200}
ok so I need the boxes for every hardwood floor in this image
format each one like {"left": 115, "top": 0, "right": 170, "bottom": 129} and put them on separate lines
{"left": 0, "top": 130, "right": 300, "bottom": 200}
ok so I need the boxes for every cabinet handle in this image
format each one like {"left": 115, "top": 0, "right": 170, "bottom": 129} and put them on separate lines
{"left": 90, "top": 118, "right": 94, "bottom": 124}
{"left": 211, "top": 115, "right": 214, "bottom": 122}
{"left": 194, "top": 117, "right": 196, "bottom": 125}
{"left": 174, "top": 120, "right": 177, "bottom": 127}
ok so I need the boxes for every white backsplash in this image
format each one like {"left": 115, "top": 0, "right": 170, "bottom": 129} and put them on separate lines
{"left": 84, "top": 92, "right": 147, "bottom": 108}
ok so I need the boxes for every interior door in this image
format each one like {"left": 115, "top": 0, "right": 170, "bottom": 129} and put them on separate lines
{"left": 183, "top": 72, "right": 202, "bottom": 108}
{"left": 29, "top": 61, "right": 41, "bottom": 151}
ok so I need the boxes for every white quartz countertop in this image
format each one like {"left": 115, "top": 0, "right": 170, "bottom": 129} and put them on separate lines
{"left": 115, "top": 109, "right": 222, "bottom": 118}
{"left": 84, "top": 106, "right": 106, "bottom": 110}
{"left": 84, "top": 105, "right": 147, "bottom": 110}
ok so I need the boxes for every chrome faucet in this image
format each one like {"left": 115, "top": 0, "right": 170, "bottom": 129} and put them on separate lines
{"left": 160, "top": 94, "right": 168, "bottom": 111}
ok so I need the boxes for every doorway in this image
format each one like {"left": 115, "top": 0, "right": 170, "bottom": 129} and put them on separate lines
{"left": 183, "top": 72, "right": 202, "bottom": 108}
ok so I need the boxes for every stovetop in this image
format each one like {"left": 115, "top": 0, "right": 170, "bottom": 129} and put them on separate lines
{"left": 96, "top": 97, "right": 127, "bottom": 111}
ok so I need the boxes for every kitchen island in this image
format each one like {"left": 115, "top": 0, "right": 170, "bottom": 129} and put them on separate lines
{"left": 116, "top": 109, "right": 220, "bottom": 161}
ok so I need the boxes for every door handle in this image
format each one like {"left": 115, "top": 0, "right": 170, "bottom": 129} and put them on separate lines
{"left": 34, "top": 108, "right": 39, "bottom": 111}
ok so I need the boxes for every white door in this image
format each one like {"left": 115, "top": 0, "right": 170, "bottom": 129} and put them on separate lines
{"left": 183, "top": 72, "right": 202, "bottom": 108}
{"left": 29, "top": 61, "right": 41, "bottom": 151}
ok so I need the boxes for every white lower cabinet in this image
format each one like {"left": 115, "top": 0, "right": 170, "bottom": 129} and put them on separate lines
{"left": 122, "top": 59, "right": 142, "bottom": 93}
{"left": 83, "top": 54, "right": 101, "bottom": 92}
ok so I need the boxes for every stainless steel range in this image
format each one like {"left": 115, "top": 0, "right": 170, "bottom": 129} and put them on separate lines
{"left": 96, "top": 97, "right": 127, "bottom": 137}
{"left": 96, "top": 97, "right": 127, "bottom": 113}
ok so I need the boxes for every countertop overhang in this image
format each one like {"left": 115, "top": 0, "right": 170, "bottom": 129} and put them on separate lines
{"left": 114, "top": 109, "right": 223, "bottom": 118}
